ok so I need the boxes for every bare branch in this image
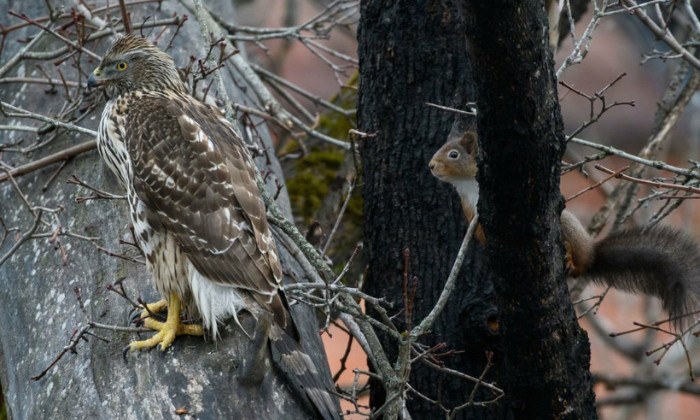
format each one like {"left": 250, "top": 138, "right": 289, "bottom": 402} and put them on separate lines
{"left": 0, "top": 141, "right": 96, "bottom": 184}
{"left": 412, "top": 214, "right": 479, "bottom": 337}
{"left": 620, "top": 0, "right": 700, "bottom": 69}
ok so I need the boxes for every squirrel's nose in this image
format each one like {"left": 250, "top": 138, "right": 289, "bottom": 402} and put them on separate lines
{"left": 428, "top": 161, "right": 435, "bottom": 170}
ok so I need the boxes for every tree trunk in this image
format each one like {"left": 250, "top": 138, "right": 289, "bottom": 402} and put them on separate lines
{"left": 358, "top": 1, "right": 505, "bottom": 418}
{"left": 360, "top": 0, "right": 597, "bottom": 418}
{"left": 0, "top": 1, "right": 333, "bottom": 419}
{"left": 461, "top": 0, "right": 597, "bottom": 417}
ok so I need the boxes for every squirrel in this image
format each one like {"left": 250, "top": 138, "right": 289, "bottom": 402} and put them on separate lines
{"left": 429, "top": 125, "right": 700, "bottom": 330}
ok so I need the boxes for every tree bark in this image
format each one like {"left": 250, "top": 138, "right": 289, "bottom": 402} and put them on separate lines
{"left": 461, "top": 0, "right": 597, "bottom": 417}
{"left": 360, "top": 0, "right": 597, "bottom": 418}
{"left": 358, "top": 1, "right": 505, "bottom": 418}
{"left": 0, "top": 1, "right": 333, "bottom": 419}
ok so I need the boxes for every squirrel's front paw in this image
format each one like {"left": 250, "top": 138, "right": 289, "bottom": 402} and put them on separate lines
{"left": 564, "top": 241, "right": 576, "bottom": 274}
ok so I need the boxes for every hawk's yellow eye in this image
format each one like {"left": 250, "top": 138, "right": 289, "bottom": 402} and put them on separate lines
{"left": 116, "top": 62, "right": 128, "bottom": 71}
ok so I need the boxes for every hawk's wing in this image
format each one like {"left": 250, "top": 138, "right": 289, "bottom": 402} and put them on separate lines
{"left": 123, "top": 92, "right": 285, "bottom": 323}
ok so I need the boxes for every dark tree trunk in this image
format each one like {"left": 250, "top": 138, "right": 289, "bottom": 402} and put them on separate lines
{"left": 360, "top": 0, "right": 597, "bottom": 418}
{"left": 461, "top": 0, "right": 597, "bottom": 418}
{"left": 358, "top": 1, "right": 504, "bottom": 418}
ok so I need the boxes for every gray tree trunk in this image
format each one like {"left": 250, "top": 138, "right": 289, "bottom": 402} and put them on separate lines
{"left": 0, "top": 1, "right": 333, "bottom": 419}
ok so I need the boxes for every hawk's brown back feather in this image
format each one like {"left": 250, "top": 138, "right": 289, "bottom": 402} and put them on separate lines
{"left": 124, "top": 92, "right": 287, "bottom": 328}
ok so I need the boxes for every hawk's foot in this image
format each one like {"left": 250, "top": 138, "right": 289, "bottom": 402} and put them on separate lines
{"left": 139, "top": 298, "right": 168, "bottom": 318}
{"left": 129, "top": 293, "right": 203, "bottom": 352}
{"left": 129, "top": 298, "right": 168, "bottom": 325}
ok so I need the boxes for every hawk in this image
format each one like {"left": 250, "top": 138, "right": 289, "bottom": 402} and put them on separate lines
{"left": 88, "top": 34, "right": 339, "bottom": 419}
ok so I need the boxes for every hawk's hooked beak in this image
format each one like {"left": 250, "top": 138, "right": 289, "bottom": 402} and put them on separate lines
{"left": 87, "top": 69, "right": 104, "bottom": 90}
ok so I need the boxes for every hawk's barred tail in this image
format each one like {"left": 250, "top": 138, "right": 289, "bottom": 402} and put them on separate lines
{"left": 269, "top": 324, "right": 341, "bottom": 420}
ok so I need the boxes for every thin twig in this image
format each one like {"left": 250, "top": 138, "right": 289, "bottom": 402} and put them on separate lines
{"left": 594, "top": 164, "right": 700, "bottom": 195}
{"left": 566, "top": 165, "right": 629, "bottom": 202}
{"left": 412, "top": 214, "right": 478, "bottom": 336}
{"left": 0, "top": 210, "right": 43, "bottom": 266}
{"left": 620, "top": 0, "right": 700, "bottom": 70}
{"left": 0, "top": 141, "right": 96, "bottom": 184}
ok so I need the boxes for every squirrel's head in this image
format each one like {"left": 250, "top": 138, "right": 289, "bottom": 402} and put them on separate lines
{"left": 429, "top": 130, "right": 478, "bottom": 185}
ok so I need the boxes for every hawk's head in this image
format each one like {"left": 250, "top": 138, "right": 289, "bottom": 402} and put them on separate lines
{"left": 87, "top": 34, "right": 185, "bottom": 98}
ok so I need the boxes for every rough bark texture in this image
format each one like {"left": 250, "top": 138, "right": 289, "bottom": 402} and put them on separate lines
{"left": 461, "top": 0, "right": 597, "bottom": 418}
{"left": 0, "top": 1, "right": 331, "bottom": 419}
{"left": 358, "top": 1, "right": 504, "bottom": 418}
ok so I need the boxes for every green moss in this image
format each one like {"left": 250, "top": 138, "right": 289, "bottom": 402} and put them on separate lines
{"left": 286, "top": 72, "right": 359, "bottom": 225}
{"left": 284, "top": 72, "right": 363, "bottom": 276}
{"left": 287, "top": 150, "right": 345, "bottom": 222}
{"left": 0, "top": 396, "right": 6, "bottom": 420}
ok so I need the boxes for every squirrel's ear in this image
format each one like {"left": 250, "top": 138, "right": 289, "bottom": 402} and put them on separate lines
{"left": 447, "top": 116, "right": 470, "bottom": 143}
{"left": 461, "top": 131, "right": 478, "bottom": 155}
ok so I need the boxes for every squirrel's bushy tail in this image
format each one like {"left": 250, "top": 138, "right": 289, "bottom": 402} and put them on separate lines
{"left": 584, "top": 226, "right": 700, "bottom": 330}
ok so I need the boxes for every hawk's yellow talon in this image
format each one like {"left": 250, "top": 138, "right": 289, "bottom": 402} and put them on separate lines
{"left": 139, "top": 299, "right": 168, "bottom": 318}
{"left": 129, "top": 293, "right": 203, "bottom": 352}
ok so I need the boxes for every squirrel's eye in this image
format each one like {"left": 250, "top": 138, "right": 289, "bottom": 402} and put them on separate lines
{"left": 116, "top": 62, "right": 128, "bottom": 71}
{"left": 448, "top": 150, "right": 459, "bottom": 159}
